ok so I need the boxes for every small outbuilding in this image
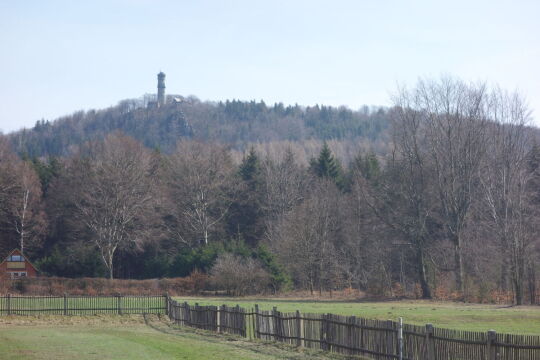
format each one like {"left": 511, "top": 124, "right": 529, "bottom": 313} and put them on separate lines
{"left": 0, "top": 249, "right": 38, "bottom": 278}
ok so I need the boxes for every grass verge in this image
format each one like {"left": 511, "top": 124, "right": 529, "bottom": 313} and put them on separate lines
{"left": 0, "top": 315, "right": 357, "bottom": 360}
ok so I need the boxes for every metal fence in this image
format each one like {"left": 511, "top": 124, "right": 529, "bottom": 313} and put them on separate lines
{"left": 0, "top": 294, "right": 167, "bottom": 315}
{"left": 166, "top": 298, "right": 540, "bottom": 360}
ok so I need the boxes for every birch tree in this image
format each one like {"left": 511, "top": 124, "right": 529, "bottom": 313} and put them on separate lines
{"left": 0, "top": 138, "right": 45, "bottom": 254}
{"left": 10, "top": 162, "right": 46, "bottom": 254}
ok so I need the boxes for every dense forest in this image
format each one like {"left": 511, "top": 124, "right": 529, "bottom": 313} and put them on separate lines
{"left": 1, "top": 77, "right": 539, "bottom": 304}
{"left": 8, "top": 95, "right": 391, "bottom": 164}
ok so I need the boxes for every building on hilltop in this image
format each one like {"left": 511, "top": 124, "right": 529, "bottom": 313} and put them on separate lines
{"left": 147, "top": 72, "right": 167, "bottom": 109}
{"left": 157, "top": 72, "right": 166, "bottom": 107}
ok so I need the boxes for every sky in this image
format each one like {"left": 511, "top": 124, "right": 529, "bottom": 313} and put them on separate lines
{"left": 0, "top": 0, "right": 539, "bottom": 132}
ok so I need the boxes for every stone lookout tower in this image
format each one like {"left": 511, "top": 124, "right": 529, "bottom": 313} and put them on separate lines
{"left": 157, "top": 72, "right": 166, "bottom": 107}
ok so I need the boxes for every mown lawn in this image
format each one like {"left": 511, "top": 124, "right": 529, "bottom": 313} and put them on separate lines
{"left": 175, "top": 297, "right": 540, "bottom": 335}
{"left": 0, "top": 315, "right": 343, "bottom": 360}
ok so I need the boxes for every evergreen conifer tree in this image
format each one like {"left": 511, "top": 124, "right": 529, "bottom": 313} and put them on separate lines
{"left": 352, "top": 151, "right": 380, "bottom": 183}
{"left": 227, "top": 147, "right": 266, "bottom": 247}
{"left": 310, "top": 142, "right": 344, "bottom": 188}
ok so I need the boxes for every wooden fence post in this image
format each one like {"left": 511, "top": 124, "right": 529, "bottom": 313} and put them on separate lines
{"left": 398, "top": 317, "right": 403, "bottom": 360}
{"left": 295, "top": 310, "right": 302, "bottom": 347}
{"left": 164, "top": 293, "right": 169, "bottom": 316}
{"left": 349, "top": 316, "right": 356, "bottom": 355}
{"left": 217, "top": 305, "right": 221, "bottom": 333}
{"left": 194, "top": 303, "right": 199, "bottom": 329}
{"left": 425, "top": 324, "right": 435, "bottom": 360}
{"left": 64, "top": 293, "right": 68, "bottom": 316}
{"left": 272, "top": 306, "right": 279, "bottom": 342}
{"left": 117, "top": 295, "right": 122, "bottom": 315}
{"left": 487, "top": 330, "right": 497, "bottom": 360}
{"left": 7, "top": 294, "right": 11, "bottom": 316}
{"left": 254, "top": 304, "right": 259, "bottom": 339}
{"left": 320, "top": 314, "right": 328, "bottom": 351}
{"left": 236, "top": 304, "right": 243, "bottom": 336}
{"left": 184, "top": 302, "right": 190, "bottom": 326}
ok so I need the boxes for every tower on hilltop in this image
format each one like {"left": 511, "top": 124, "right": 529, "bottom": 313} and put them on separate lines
{"left": 157, "top": 72, "right": 166, "bottom": 107}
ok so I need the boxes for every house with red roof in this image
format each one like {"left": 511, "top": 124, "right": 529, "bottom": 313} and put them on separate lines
{"left": 0, "top": 249, "right": 38, "bottom": 278}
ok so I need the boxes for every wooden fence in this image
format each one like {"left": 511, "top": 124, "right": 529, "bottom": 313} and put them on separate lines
{"left": 0, "top": 294, "right": 167, "bottom": 315}
{"left": 166, "top": 298, "right": 540, "bottom": 360}
{"left": 1, "top": 295, "right": 538, "bottom": 359}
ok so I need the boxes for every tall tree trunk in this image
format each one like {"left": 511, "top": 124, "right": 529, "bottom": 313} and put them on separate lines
{"left": 514, "top": 277, "right": 523, "bottom": 305}
{"left": 528, "top": 262, "right": 537, "bottom": 305}
{"left": 511, "top": 237, "right": 525, "bottom": 305}
{"left": 108, "top": 250, "right": 114, "bottom": 280}
{"left": 454, "top": 236, "right": 465, "bottom": 295}
{"left": 416, "top": 245, "right": 431, "bottom": 299}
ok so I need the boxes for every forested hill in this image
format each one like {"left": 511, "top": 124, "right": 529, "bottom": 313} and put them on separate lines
{"left": 7, "top": 96, "right": 391, "bottom": 159}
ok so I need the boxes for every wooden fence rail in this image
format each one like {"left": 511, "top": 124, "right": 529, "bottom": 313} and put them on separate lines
{"left": 0, "top": 294, "right": 167, "bottom": 315}
{"left": 166, "top": 297, "right": 540, "bottom": 360}
{"left": 1, "top": 295, "right": 538, "bottom": 359}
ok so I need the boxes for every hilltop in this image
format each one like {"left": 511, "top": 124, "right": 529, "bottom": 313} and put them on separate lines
{"left": 7, "top": 96, "right": 391, "bottom": 163}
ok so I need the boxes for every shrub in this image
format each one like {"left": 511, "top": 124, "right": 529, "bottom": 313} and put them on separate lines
{"left": 209, "top": 253, "right": 271, "bottom": 296}
{"left": 0, "top": 273, "right": 209, "bottom": 296}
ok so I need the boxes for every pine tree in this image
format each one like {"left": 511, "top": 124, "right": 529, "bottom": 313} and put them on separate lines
{"left": 30, "top": 156, "right": 61, "bottom": 195}
{"left": 239, "top": 148, "right": 261, "bottom": 184}
{"left": 227, "top": 147, "right": 266, "bottom": 247}
{"left": 310, "top": 142, "right": 344, "bottom": 188}
{"left": 352, "top": 151, "right": 380, "bottom": 183}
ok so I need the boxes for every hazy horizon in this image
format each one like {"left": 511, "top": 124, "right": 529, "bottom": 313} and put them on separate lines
{"left": 1, "top": 0, "right": 539, "bottom": 133}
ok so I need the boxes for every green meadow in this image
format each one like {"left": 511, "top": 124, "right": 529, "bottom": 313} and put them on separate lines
{"left": 0, "top": 315, "right": 342, "bottom": 360}
{"left": 175, "top": 297, "right": 540, "bottom": 335}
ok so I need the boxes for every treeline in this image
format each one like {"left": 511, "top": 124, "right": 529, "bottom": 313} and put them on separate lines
{"left": 1, "top": 77, "right": 539, "bottom": 304}
{"left": 8, "top": 96, "right": 390, "bottom": 159}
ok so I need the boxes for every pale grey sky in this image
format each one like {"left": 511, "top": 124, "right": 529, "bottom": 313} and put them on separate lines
{"left": 1, "top": 0, "right": 539, "bottom": 132}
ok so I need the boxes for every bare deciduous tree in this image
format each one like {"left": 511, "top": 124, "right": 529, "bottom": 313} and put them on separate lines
{"left": 270, "top": 180, "right": 343, "bottom": 295}
{"left": 400, "top": 77, "right": 490, "bottom": 293}
{"left": 359, "top": 99, "right": 438, "bottom": 299}
{"left": 10, "top": 162, "right": 46, "bottom": 254}
{"left": 0, "top": 138, "right": 46, "bottom": 254}
{"left": 67, "top": 133, "right": 157, "bottom": 279}
{"left": 262, "top": 148, "right": 306, "bottom": 220}
{"left": 164, "top": 141, "right": 236, "bottom": 246}
{"left": 480, "top": 89, "right": 533, "bottom": 304}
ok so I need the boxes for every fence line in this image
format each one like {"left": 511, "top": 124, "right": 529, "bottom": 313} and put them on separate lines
{"left": 0, "top": 294, "right": 167, "bottom": 316}
{"left": 1, "top": 294, "right": 538, "bottom": 359}
{"left": 166, "top": 298, "right": 540, "bottom": 360}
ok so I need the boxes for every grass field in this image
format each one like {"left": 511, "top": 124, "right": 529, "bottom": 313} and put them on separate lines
{"left": 0, "top": 315, "right": 347, "bottom": 360}
{"left": 175, "top": 297, "right": 540, "bottom": 335}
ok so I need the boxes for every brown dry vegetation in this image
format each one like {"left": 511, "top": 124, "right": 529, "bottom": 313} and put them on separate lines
{"left": 0, "top": 272, "right": 208, "bottom": 296}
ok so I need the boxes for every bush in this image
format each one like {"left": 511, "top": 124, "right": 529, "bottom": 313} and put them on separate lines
{"left": 0, "top": 272, "right": 208, "bottom": 296}
{"left": 255, "top": 245, "right": 292, "bottom": 293}
{"left": 167, "top": 243, "right": 224, "bottom": 277}
{"left": 209, "top": 253, "right": 270, "bottom": 296}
